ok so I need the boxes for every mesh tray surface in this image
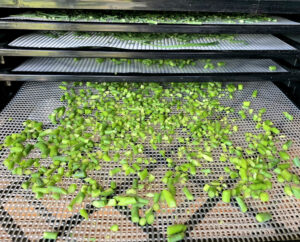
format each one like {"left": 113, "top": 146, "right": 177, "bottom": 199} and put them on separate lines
{"left": 0, "top": 81, "right": 300, "bottom": 242}
{"left": 8, "top": 33, "right": 296, "bottom": 51}
{"left": 12, "top": 58, "right": 287, "bottom": 74}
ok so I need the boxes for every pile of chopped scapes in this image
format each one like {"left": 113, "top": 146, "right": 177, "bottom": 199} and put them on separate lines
{"left": 2, "top": 82, "right": 300, "bottom": 241}
{"left": 45, "top": 31, "right": 247, "bottom": 46}
{"left": 94, "top": 58, "right": 199, "bottom": 69}
{"left": 11, "top": 10, "right": 277, "bottom": 24}
{"left": 73, "top": 32, "right": 247, "bottom": 46}
{"left": 74, "top": 58, "right": 226, "bottom": 69}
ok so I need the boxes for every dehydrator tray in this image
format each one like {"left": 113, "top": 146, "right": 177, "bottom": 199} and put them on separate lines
{"left": 0, "top": 81, "right": 300, "bottom": 241}
{"left": 2, "top": 15, "right": 297, "bottom": 25}
{"left": 12, "top": 58, "right": 287, "bottom": 74}
{"left": 1, "top": 18, "right": 299, "bottom": 34}
{"left": 8, "top": 33, "right": 296, "bottom": 51}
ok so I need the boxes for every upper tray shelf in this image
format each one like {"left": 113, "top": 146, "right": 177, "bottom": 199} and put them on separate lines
{"left": 1, "top": 12, "right": 299, "bottom": 34}
{"left": 8, "top": 33, "right": 296, "bottom": 51}
{"left": 1, "top": 32, "right": 299, "bottom": 59}
{"left": 2, "top": 0, "right": 300, "bottom": 14}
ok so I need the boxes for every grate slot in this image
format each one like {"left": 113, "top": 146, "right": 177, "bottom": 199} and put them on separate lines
{"left": 12, "top": 58, "right": 287, "bottom": 74}
{"left": 0, "top": 81, "right": 300, "bottom": 241}
{"left": 8, "top": 33, "right": 296, "bottom": 51}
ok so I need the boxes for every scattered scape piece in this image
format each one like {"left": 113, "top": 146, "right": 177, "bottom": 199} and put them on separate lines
{"left": 256, "top": 213, "right": 272, "bottom": 223}
{"left": 43, "top": 232, "right": 58, "bottom": 240}
{"left": 110, "top": 224, "right": 119, "bottom": 232}
{"left": 283, "top": 111, "right": 294, "bottom": 121}
{"left": 269, "top": 65, "right": 277, "bottom": 71}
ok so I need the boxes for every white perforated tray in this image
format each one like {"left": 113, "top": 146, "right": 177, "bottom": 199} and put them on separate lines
{"left": 8, "top": 33, "right": 296, "bottom": 51}
{"left": 12, "top": 58, "right": 287, "bottom": 74}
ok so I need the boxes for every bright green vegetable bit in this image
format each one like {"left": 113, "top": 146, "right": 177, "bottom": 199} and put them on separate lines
{"left": 236, "top": 197, "right": 248, "bottom": 213}
{"left": 256, "top": 213, "right": 272, "bottom": 223}
{"left": 139, "top": 217, "right": 147, "bottom": 226}
{"left": 217, "top": 62, "right": 225, "bottom": 67}
{"left": 162, "top": 189, "right": 177, "bottom": 208}
{"left": 252, "top": 90, "right": 258, "bottom": 98}
{"left": 182, "top": 186, "right": 194, "bottom": 201}
{"left": 167, "top": 224, "right": 187, "bottom": 236}
{"left": 222, "top": 190, "right": 231, "bottom": 203}
{"left": 148, "top": 174, "right": 156, "bottom": 182}
{"left": 43, "top": 232, "right": 58, "bottom": 240}
{"left": 131, "top": 206, "right": 140, "bottom": 223}
{"left": 80, "top": 208, "right": 89, "bottom": 219}
{"left": 138, "top": 168, "right": 148, "bottom": 181}
{"left": 201, "top": 169, "right": 211, "bottom": 175}
{"left": 145, "top": 208, "right": 155, "bottom": 224}
{"left": 282, "top": 140, "right": 292, "bottom": 150}
{"left": 291, "top": 185, "right": 300, "bottom": 198}
{"left": 239, "top": 110, "right": 246, "bottom": 119}
{"left": 293, "top": 157, "right": 300, "bottom": 168}
{"left": 109, "top": 167, "right": 121, "bottom": 177}
{"left": 110, "top": 224, "right": 119, "bottom": 232}
{"left": 243, "top": 101, "right": 251, "bottom": 108}
{"left": 48, "top": 186, "right": 68, "bottom": 195}
{"left": 92, "top": 200, "right": 107, "bottom": 208}
{"left": 283, "top": 112, "right": 293, "bottom": 121}
{"left": 115, "top": 196, "right": 137, "bottom": 206}
{"left": 107, "top": 199, "right": 117, "bottom": 206}
{"left": 259, "top": 192, "right": 269, "bottom": 202}
{"left": 279, "top": 151, "right": 290, "bottom": 161}
{"left": 167, "top": 232, "right": 185, "bottom": 242}
{"left": 284, "top": 185, "right": 293, "bottom": 196}
{"left": 269, "top": 65, "right": 277, "bottom": 71}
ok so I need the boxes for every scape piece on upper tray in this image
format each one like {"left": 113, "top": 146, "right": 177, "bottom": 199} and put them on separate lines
{"left": 2, "top": 10, "right": 298, "bottom": 25}
{"left": 8, "top": 32, "right": 296, "bottom": 51}
{"left": 12, "top": 58, "right": 285, "bottom": 74}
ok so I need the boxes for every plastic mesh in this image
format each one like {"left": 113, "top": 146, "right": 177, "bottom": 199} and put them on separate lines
{"left": 12, "top": 58, "right": 287, "bottom": 74}
{"left": 0, "top": 81, "right": 300, "bottom": 241}
{"left": 8, "top": 33, "right": 296, "bottom": 51}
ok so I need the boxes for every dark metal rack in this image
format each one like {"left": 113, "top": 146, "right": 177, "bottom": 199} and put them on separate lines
{"left": 0, "top": 72, "right": 298, "bottom": 82}
{"left": 0, "top": 30, "right": 299, "bottom": 81}
{"left": 0, "top": 26, "right": 297, "bottom": 80}
{"left": 0, "top": 1, "right": 300, "bottom": 242}
{"left": 1, "top": 0, "right": 300, "bottom": 14}
{"left": 0, "top": 12, "right": 298, "bottom": 80}
{"left": 1, "top": 48, "right": 299, "bottom": 59}
{"left": 1, "top": 21, "right": 300, "bottom": 34}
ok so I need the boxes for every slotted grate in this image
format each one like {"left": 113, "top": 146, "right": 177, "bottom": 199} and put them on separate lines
{"left": 0, "top": 81, "right": 300, "bottom": 242}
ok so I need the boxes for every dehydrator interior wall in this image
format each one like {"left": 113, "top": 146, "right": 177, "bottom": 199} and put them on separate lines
{"left": 0, "top": 1, "right": 300, "bottom": 242}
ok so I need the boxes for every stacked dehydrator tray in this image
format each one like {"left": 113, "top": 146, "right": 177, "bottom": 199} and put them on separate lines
{"left": 0, "top": 1, "right": 300, "bottom": 242}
